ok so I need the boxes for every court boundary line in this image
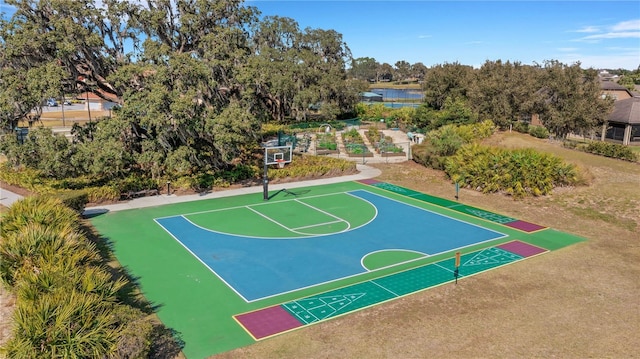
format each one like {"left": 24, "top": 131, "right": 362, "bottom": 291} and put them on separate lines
{"left": 363, "top": 182, "right": 549, "bottom": 234}
{"left": 154, "top": 191, "right": 360, "bottom": 220}
{"left": 152, "top": 218, "right": 251, "bottom": 301}
{"left": 370, "top": 279, "right": 400, "bottom": 297}
{"left": 153, "top": 189, "right": 510, "bottom": 303}
{"left": 356, "top": 189, "right": 509, "bottom": 240}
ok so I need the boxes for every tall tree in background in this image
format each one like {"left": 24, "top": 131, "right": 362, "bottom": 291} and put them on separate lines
{"left": 250, "top": 16, "right": 354, "bottom": 122}
{"left": 534, "top": 60, "right": 613, "bottom": 139}
{"left": 421, "top": 62, "right": 474, "bottom": 110}
{"left": 468, "top": 60, "right": 538, "bottom": 128}
{"left": 394, "top": 60, "right": 411, "bottom": 82}
{"left": 109, "top": 0, "right": 262, "bottom": 175}
{"left": 411, "top": 62, "right": 428, "bottom": 82}
{"left": 0, "top": 0, "right": 134, "bottom": 131}
{"left": 0, "top": 0, "right": 358, "bottom": 179}
{"left": 377, "top": 62, "right": 394, "bottom": 82}
{"left": 350, "top": 57, "right": 378, "bottom": 81}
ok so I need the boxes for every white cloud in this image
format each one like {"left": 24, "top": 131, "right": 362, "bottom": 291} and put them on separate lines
{"left": 557, "top": 49, "right": 640, "bottom": 70}
{"left": 573, "top": 26, "right": 600, "bottom": 33}
{"left": 612, "top": 19, "right": 640, "bottom": 32}
{"left": 580, "top": 31, "right": 640, "bottom": 40}
{"left": 418, "top": 35, "right": 432, "bottom": 39}
{"left": 574, "top": 19, "right": 640, "bottom": 42}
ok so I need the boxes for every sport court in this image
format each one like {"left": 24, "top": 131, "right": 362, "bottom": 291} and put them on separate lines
{"left": 89, "top": 180, "right": 585, "bottom": 358}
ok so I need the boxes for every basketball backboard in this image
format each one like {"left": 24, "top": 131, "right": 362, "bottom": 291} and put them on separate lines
{"left": 264, "top": 145, "right": 292, "bottom": 165}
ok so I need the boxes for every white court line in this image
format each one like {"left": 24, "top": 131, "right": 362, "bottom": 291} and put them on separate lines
{"left": 292, "top": 219, "right": 345, "bottom": 231}
{"left": 155, "top": 191, "right": 351, "bottom": 220}
{"left": 370, "top": 280, "right": 400, "bottom": 297}
{"left": 434, "top": 262, "right": 456, "bottom": 274}
{"left": 245, "top": 206, "right": 294, "bottom": 232}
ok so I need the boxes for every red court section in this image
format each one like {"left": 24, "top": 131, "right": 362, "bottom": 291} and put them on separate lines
{"left": 234, "top": 306, "right": 303, "bottom": 339}
{"left": 503, "top": 220, "right": 546, "bottom": 232}
{"left": 497, "top": 241, "right": 547, "bottom": 257}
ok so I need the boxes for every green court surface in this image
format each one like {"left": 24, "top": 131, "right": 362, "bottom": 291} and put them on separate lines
{"left": 89, "top": 180, "right": 585, "bottom": 358}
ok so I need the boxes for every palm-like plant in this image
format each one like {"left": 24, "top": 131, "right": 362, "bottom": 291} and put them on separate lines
{"left": 4, "top": 290, "right": 122, "bottom": 358}
{"left": 0, "top": 196, "right": 80, "bottom": 238}
{"left": 0, "top": 224, "right": 100, "bottom": 288}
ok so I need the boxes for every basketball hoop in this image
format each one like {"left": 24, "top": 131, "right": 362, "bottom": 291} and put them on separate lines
{"left": 276, "top": 159, "right": 285, "bottom": 169}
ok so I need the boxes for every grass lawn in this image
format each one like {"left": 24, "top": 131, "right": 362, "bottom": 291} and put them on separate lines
{"left": 214, "top": 131, "right": 639, "bottom": 358}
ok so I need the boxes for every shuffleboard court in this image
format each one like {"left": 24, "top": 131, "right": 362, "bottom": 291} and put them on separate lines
{"left": 234, "top": 240, "right": 548, "bottom": 339}
{"left": 89, "top": 180, "right": 586, "bottom": 358}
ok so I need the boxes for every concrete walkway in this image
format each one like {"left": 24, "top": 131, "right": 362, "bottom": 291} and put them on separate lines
{"left": 84, "top": 164, "right": 380, "bottom": 215}
{"left": 0, "top": 186, "right": 24, "bottom": 208}
{"left": 0, "top": 164, "right": 381, "bottom": 215}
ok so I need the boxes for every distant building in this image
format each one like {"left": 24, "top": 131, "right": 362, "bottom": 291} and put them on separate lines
{"left": 601, "top": 97, "right": 640, "bottom": 145}
{"left": 359, "top": 92, "right": 383, "bottom": 103}
{"left": 600, "top": 81, "right": 633, "bottom": 101}
{"left": 77, "top": 90, "right": 119, "bottom": 111}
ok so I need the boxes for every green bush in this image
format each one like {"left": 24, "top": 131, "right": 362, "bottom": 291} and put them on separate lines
{"left": 584, "top": 141, "right": 638, "bottom": 161}
{"left": 512, "top": 121, "right": 529, "bottom": 133}
{"left": 528, "top": 125, "right": 550, "bottom": 139}
{"left": 84, "top": 185, "right": 120, "bottom": 203}
{"left": 268, "top": 155, "right": 356, "bottom": 180}
{"left": 114, "top": 174, "right": 158, "bottom": 193}
{"left": 411, "top": 142, "right": 447, "bottom": 170}
{"left": 0, "top": 196, "right": 80, "bottom": 235}
{"left": 445, "top": 143, "right": 580, "bottom": 198}
{"left": 47, "top": 189, "right": 89, "bottom": 214}
{"left": 221, "top": 164, "right": 259, "bottom": 183}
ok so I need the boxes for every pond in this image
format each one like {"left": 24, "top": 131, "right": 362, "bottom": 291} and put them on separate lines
{"left": 370, "top": 88, "right": 424, "bottom": 101}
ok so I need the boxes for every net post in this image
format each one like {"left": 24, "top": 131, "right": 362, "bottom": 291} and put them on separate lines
{"left": 454, "top": 251, "right": 461, "bottom": 284}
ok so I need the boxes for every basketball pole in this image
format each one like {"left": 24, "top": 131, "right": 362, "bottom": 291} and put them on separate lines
{"left": 263, "top": 156, "right": 269, "bottom": 201}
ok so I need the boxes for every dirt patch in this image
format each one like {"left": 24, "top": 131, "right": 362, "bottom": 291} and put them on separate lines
{"left": 0, "top": 289, "right": 15, "bottom": 348}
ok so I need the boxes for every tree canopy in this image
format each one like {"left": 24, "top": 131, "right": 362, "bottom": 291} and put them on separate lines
{"left": 0, "top": 0, "right": 357, "bottom": 181}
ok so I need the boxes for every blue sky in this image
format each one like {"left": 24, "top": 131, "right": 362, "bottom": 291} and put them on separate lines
{"left": 250, "top": 0, "right": 640, "bottom": 70}
{"left": 1, "top": 0, "right": 638, "bottom": 70}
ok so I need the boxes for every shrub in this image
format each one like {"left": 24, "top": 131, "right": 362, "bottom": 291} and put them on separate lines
{"left": 0, "top": 197, "right": 168, "bottom": 357}
{"left": 584, "top": 141, "right": 638, "bottom": 161}
{"left": 221, "top": 164, "right": 259, "bottom": 183}
{"left": 0, "top": 163, "right": 52, "bottom": 193}
{"left": 0, "top": 223, "right": 100, "bottom": 287}
{"left": 528, "top": 125, "right": 550, "bottom": 139}
{"left": 113, "top": 175, "right": 158, "bottom": 193}
{"left": 84, "top": 185, "right": 120, "bottom": 203}
{"left": 445, "top": 143, "right": 580, "bottom": 198}
{"left": 411, "top": 142, "right": 448, "bottom": 170}
{"left": 0, "top": 196, "right": 80, "bottom": 236}
{"left": 47, "top": 189, "right": 89, "bottom": 214}
{"left": 512, "top": 121, "right": 529, "bottom": 133}
{"left": 268, "top": 155, "right": 356, "bottom": 180}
